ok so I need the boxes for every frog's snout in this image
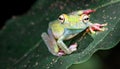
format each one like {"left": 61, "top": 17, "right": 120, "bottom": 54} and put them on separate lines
{"left": 83, "top": 9, "right": 96, "bottom": 15}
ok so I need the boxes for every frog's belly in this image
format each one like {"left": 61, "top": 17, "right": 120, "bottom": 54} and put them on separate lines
{"left": 65, "top": 34, "right": 78, "bottom": 40}
{"left": 53, "top": 31, "right": 78, "bottom": 40}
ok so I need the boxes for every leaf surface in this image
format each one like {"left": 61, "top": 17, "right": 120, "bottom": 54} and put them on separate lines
{"left": 0, "top": 0, "right": 120, "bottom": 69}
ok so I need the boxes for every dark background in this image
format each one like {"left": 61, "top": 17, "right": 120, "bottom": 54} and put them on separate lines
{"left": 0, "top": 0, "right": 36, "bottom": 29}
{"left": 0, "top": 0, "right": 119, "bottom": 69}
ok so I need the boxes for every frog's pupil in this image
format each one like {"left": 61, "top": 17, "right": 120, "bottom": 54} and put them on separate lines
{"left": 59, "top": 17, "right": 63, "bottom": 20}
{"left": 84, "top": 18, "right": 89, "bottom": 20}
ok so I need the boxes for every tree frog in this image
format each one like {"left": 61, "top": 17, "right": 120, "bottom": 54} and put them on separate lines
{"left": 41, "top": 9, "right": 107, "bottom": 56}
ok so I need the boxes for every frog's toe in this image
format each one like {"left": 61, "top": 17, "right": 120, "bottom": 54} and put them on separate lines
{"left": 57, "top": 52, "right": 65, "bottom": 56}
{"left": 57, "top": 50, "right": 65, "bottom": 56}
{"left": 69, "top": 43, "right": 78, "bottom": 52}
{"left": 90, "top": 23, "right": 108, "bottom": 31}
{"left": 101, "top": 28, "right": 108, "bottom": 31}
{"left": 93, "top": 23, "right": 107, "bottom": 28}
{"left": 101, "top": 23, "right": 108, "bottom": 26}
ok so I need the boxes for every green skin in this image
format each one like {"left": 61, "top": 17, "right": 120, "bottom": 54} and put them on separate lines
{"left": 41, "top": 10, "right": 107, "bottom": 56}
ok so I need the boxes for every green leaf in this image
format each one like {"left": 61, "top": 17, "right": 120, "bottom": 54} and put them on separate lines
{"left": 0, "top": 0, "right": 120, "bottom": 69}
{"left": 69, "top": 55, "right": 102, "bottom": 69}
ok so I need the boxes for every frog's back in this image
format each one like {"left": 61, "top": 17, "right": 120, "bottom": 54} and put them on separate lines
{"left": 49, "top": 20, "right": 64, "bottom": 39}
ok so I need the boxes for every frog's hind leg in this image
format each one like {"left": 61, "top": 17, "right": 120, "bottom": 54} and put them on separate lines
{"left": 48, "top": 29, "right": 67, "bottom": 56}
{"left": 41, "top": 32, "right": 59, "bottom": 56}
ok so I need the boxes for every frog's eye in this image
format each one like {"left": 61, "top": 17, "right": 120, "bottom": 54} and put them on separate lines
{"left": 58, "top": 15, "right": 65, "bottom": 23}
{"left": 82, "top": 15, "right": 89, "bottom": 23}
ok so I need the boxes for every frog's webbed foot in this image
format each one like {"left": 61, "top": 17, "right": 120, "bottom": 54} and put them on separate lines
{"left": 57, "top": 42, "right": 78, "bottom": 56}
{"left": 88, "top": 23, "right": 107, "bottom": 34}
{"left": 69, "top": 43, "right": 78, "bottom": 52}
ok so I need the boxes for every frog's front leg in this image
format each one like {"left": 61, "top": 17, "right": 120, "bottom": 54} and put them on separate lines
{"left": 57, "top": 31, "right": 77, "bottom": 55}
{"left": 89, "top": 23, "right": 107, "bottom": 33}
{"left": 41, "top": 29, "right": 59, "bottom": 56}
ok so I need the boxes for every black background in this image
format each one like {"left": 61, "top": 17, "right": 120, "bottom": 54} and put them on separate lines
{"left": 0, "top": 0, "right": 36, "bottom": 29}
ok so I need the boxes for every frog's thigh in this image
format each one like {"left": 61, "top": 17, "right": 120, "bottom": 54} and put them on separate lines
{"left": 41, "top": 32, "right": 59, "bottom": 56}
{"left": 48, "top": 29, "right": 57, "bottom": 45}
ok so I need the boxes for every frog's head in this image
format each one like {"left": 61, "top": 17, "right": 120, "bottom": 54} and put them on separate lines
{"left": 58, "top": 13, "right": 90, "bottom": 24}
{"left": 57, "top": 9, "right": 95, "bottom": 25}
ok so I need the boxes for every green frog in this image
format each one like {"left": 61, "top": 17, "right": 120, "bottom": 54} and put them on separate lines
{"left": 41, "top": 9, "right": 107, "bottom": 56}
